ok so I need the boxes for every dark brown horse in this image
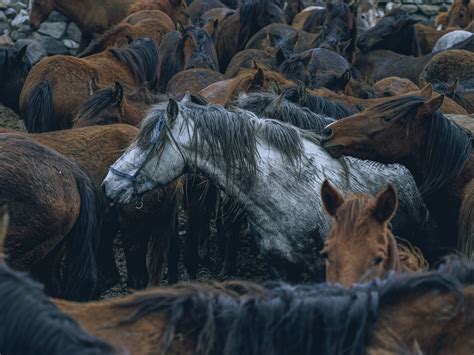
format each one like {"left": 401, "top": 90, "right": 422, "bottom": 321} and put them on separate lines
{"left": 321, "top": 180, "right": 428, "bottom": 287}
{"left": 0, "top": 134, "right": 102, "bottom": 301}
{"left": 167, "top": 68, "right": 225, "bottom": 94}
{"left": 128, "top": 0, "right": 191, "bottom": 26}
{"left": 0, "top": 46, "right": 31, "bottom": 114}
{"left": 20, "top": 38, "right": 159, "bottom": 133}
{"left": 215, "top": 0, "right": 285, "bottom": 72}
{"left": 447, "top": 0, "right": 474, "bottom": 28}
{"left": 29, "top": 0, "right": 131, "bottom": 49}
{"left": 78, "top": 11, "right": 175, "bottom": 57}
{"left": 157, "top": 23, "right": 218, "bottom": 91}
{"left": 321, "top": 94, "right": 474, "bottom": 258}
{"left": 187, "top": 0, "right": 227, "bottom": 22}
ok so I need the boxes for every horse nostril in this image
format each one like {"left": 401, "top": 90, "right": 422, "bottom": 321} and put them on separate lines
{"left": 322, "top": 128, "right": 334, "bottom": 139}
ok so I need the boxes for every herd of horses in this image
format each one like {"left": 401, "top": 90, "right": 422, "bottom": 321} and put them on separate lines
{"left": 0, "top": 0, "right": 474, "bottom": 353}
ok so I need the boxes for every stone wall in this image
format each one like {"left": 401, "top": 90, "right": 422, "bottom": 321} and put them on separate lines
{"left": 0, "top": 0, "right": 81, "bottom": 63}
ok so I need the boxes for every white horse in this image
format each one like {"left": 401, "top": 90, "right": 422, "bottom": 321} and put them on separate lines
{"left": 103, "top": 100, "right": 435, "bottom": 280}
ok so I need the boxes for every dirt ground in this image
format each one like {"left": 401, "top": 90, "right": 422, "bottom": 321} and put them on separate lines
{"left": 0, "top": 104, "right": 272, "bottom": 299}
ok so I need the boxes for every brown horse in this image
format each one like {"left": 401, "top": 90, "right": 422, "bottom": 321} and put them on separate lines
{"left": 215, "top": 0, "right": 285, "bottom": 72}
{"left": 128, "top": 0, "right": 191, "bottom": 25}
{"left": 420, "top": 49, "right": 474, "bottom": 85}
{"left": 0, "top": 134, "right": 102, "bottom": 301}
{"left": 2, "top": 239, "right": 474, "bottom": 354}
{"left": 29, "top": 0, "right": 130, "bottom": 49}
{"left": 447, "top": 0, "right": 474, "bottom": 28}
{"left": 0, "top": 125, "right": 180, "bottom": 289}
{"left": 321, "top": 94, "right": 474, "bottom": 258}
{"left": 415, "top": 23, "right": 457, "bottom": 54}
{"left": 167, "top": 68, "right": 225, "bottom": 94}
{"left": 20, "top": 38, "right": 159, "bottom": 133}
{"left": 373, "top": 77, "right": 419, "bottom": 97}
{"left": 320, "top": 180, "right": 428, "bottom": 287}
{"left": 78, "top": 11, "right": 175, "bottom": 57}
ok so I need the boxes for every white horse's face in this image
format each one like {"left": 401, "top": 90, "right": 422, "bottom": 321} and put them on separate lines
{"left": 103, "top": 100, "right": 189, "bottom": 204}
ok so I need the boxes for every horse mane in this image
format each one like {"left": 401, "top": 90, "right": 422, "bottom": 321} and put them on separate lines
{"left": 224, "top": 69, "right": 291, "bottom": 105}
{"left": 282, "top": 85, "right": 356, "bottom": 119}
{"left": 137, "top": 101, "right": 317, "bottom": 186}
{"left": 109, "top": 37, "right": 159, "bottom": 88}
{"left": 363, "top": 95, "right": 472, "bottom": 195}
{"left": 114, "top": 257, "right": 474, "bottom": 355}
{"left": 302, "top": 8, "right": 327, "bottom": 33}
{"left": 235, "top": 92, "right": 335, "bottom": 132}
{"left": 0, "top": 46, "right": 31, "bottom": 77}
{"left": 0, "top": 262, "right": 116, "bottom": 355}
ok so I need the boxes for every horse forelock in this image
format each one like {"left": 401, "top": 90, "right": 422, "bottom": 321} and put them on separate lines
{"left": 0, "top": 262, "right": 116, "bottom": 355}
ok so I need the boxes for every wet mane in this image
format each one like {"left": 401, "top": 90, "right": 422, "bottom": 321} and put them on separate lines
{"left": 137, "top": 101, "right": 318, "bottom": 186}
{"left": 235, "top": 92, "right": 335, "bottom": 132}
{"left": 109, "top": 37, "right": 159, "bottom": 88}
{"left": 364, "top": 95, "right": 472, "bottom": 194}
{"left": 0, "top": 262, "right": 116, "bottom": 355}
{"left": 282, "top": 85, "right": 356, "bottom": 119}
{"left": 114, "top": 258, "right": 474, "bottom": 355}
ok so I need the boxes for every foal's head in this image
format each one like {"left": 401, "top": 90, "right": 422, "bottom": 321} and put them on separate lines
{"left": 321, "top": 180, "right": 399, "bottom": 286}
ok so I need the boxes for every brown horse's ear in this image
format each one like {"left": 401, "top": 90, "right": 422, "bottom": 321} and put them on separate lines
{"left": 88, "top": 77, "right": 99, "bottom": 96}
{"left": 0, "top": 205, "right": 9, "bottom": 256}
{"left": 321, "top": 180, "right": 345, "bottom": 217}
{"left": 167, "top": 98, "right": 179, "bottom": 122}
{"left": 420, "top": 83, "right": 433, "bottom": 99}
{"left": 112, "top": 81, "right": 124, "bottom": 107}
{"left": 417, "top": 94, "right": 444, "bottom": 118}
{"left": 373, "top": 185, "right": 398, "bottom": 224}
{"left": 251, "top": 68, "right": 265, "bottom": 88}
{"left": 447, "top": 78, "right": 459, "bottom": 95}
{"left": 275, "top": 48, "right": 287, "bottom": 65}
{"left": 202, "top": 18, "right": 218, "bottom": 37}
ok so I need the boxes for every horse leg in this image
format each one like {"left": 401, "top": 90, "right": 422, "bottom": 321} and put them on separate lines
{"left": 96, "top": 210, "right": 120, "bottom": 291}
{"left": 220, "top": 210, "right": 244, "bottom": 277}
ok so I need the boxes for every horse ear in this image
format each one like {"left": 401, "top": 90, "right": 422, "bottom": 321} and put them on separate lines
{"left": 373, "top": 185, "right": 398, "bottom": 224}
{"left": 112, "top": 81, "right": 124, "bottom": 107}
{"left": 125, "top": 35, "right": 134, "bottom": 44}
{"left": 202, "top": 18, "right": 218, "bottom": 37}
{"left": 321, "top": 180, "right": 345, "bottom": 217}
{"left": 447, "top": 78, "right": 459, "bottom": 95}
{"left": 267, "top": 32, "right": 282, "bottom": 47}
{"left": 419, "top": 84, "right": 433, "bottom": 99}
{"left": 276, "top": 48, "right": 287, "bottom": 65}
{"left": 417, "top": 94, "right": 444, "bottom": 118}
{"left": 88, "top": 77, "right": 99, "bottom": 96}
{"left": 167, "top": 98, "right": 179, "bottom": 122}
{"left": 18, "top": 45, "right": 28, "bottom": 62}
{"left": 252, "top": 68, "right": 265, "bottom": 87}
{"left": 270, "top": 80, "right": 281, "bottom": 94}
{"left": 291, "top": 31, "right": 299, "bottom": 47}
{"left": 296, "top": 80, "right": 307, "bottom": 100}
{"left": 177, "top": 21, "right": 185, "bottom": 35}
{"left": 340, "top": 68, "right": 352, "bottom": 83}
{"left": 264, "top": 92, "right": 284, "bottom": 116}
{"left": 0, "top": 205, "right": 9, "bottom": 256}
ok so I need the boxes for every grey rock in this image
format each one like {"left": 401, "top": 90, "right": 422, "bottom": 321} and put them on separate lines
{"left": 0, "top": 22, "right": 7, "bottom": 35}
{"left": 0, "top": 33, "right": 13, "bottom": 46}
{"left": 35, "top": 34, "right": 68, "bottom": 55}
{"left": 15, "top": 38, "right": 47, "bottom": 64}
{"left": 66, "top": 22, "right": 82, "bottom": 42}
{"left": 0, "top": 0, "right": 10, "bottom": 10}
{"left": 47, "top": 11, "right": 69, "bottom": 22}
{"left": 38, "top": 21, "right": 67, "bottom": 39}
{"left": 15, "top": 24, "right": 32, "bottom": 34}
{"left": 0, "top": 10, "right": 7, "bottom": 22}
{"left": 10, "top": 9, "right": 29, "bottom": 27}
{"left": 418, "top": 4, "right": 439, "bottom": 16}
{"left": 10, "top": 29, "right": 28, "bottom": 40}
{"left": 4, "top": 7, "right": 16, "bottom": 18}
{"left": 63, "top": 38, "right": 79, "bottom": 49}
{"left": 11, "top": 1, "right": 27, "bottom": 12}
{"left": 400, "top": 4, "right": 418, "bottom": 12}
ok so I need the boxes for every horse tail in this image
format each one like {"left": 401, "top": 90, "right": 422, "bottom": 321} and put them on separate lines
{"left": 61, "top": 172, "right": 103, "bottom": 301}
{"left": 458, "top": 180, "right": 474, "bottom": 260}
{"left": 24, "top": 81, "right": 54, "bottom": 133}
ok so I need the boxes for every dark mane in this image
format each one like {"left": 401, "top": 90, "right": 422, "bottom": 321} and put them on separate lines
{"left": 282, "top": 85, "right": 356, "bottom": 119}
{"left": 137, "top": 101, "right": 317, "bottom": 186}
{"left": 235, "top": 92, "right": 335, "bottom": 132}
{"left": 0, "top": 46, "right": 31, "bottom": 78}
{"left": 114, "top": 258, "right": 473, "bottom": 355}
{"left": 74, "top": 86, "right": 121, "bottom": 125}
{"left": 431, "top": 80, "right": 474, "bottom": 114}
{"left": 364, "top": 96, "right": 472, "bottom": 194}
{"left": 0, "top": 262, "right": 116, "bottom": 355}
{"left": 109, "top": 37, "right": 159, "bottom": 89}
{"left": 302, "top": 8, "right": 327, "bottom": 33}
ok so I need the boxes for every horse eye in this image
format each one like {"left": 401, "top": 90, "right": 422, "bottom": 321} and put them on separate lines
{"left": 383, "top": 116, "right": 392, "bottom": 122}
{"left": 373, "top": 256, "right": 384, "bottom": 266}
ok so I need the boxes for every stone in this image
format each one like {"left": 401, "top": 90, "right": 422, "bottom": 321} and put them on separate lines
{"left": 0, "top": 33, "right": 13, "bottom": 45}
{"left": 0, "top": 0, "right": 10, "bottom": 10}
{"left": 400, "top": 4, "right": 418, "bottom": 12}
{"left": 0, "top": 10, "right": 7, "bottom": 22}
{"left": 418, "top": 4, "right": 439, "bottom": 16}
{"left": 34, "top": 34, "right": 68, "bottom": 55}
{"left": 10, "top": 29, "right": 29, "bottom": 40}
{"left": 11, "top": 1, "right": 27, "bottom": 12}
{"left": 10, "top": 9, "right": 29, "bottom": 27}
{"left": 63, "top": 39, "right": 79, "bottom": 49}
{"left": 0, "top": 22, "right": 8, "bottom": 35}
{"left": 4, "top": 7, "right": 16, "bottom": 18}
{"left": 66, "top": 22, "right": 82, "bottom": 43}
{"left": 38, "top": 21, "right": 67, "bottom": 39}
{"left": 15, "top": 38, "right": 47, "bottom": 64}
{"left": 47, "top": 10, "right": 69, "bottom": 22}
